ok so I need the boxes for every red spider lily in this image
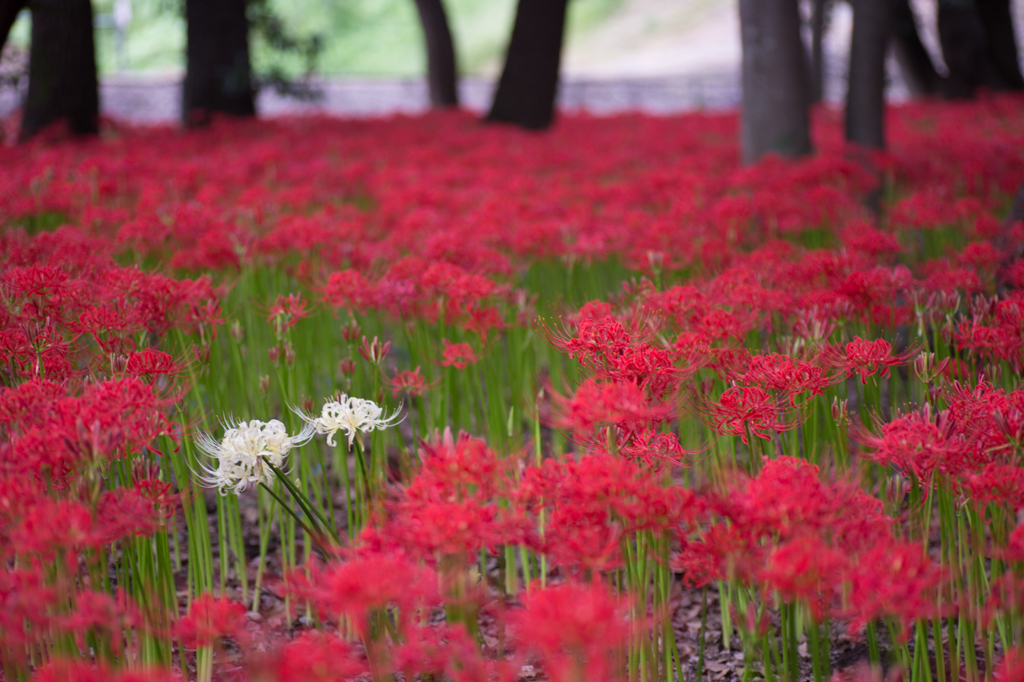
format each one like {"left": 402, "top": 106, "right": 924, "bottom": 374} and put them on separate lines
{"left": 944, "top": 379, "right": 1024, "bottom": 464}
{"left": 265, "top": 292, "right": 309, "bottom": 336}
{"left": 843, "top": 539, "right": 947, "bottom": 641}
{"left": 321, "top": 269, "right": 377, "bottom": 313}
{"left": 273, "top": 632, "right": 369, "bottom": 681}
{"left": 671, "top": 539, "right": 718, "bottom": 588}
{"left": 737, "top": 352, "right": 836, "bottom": 405}
{"left": 386, "top": 365, "right": 437, "bottom": 397}
{"left": 32, "top": 660, "right": 177, "bottom": 682}
{"left": 821, "top": 337, "right": 919, "bottom": 384}
{"left": 288, "top": 551, "right": 439, "bottom": 638}
{"left": 95, "top": 487, "right": 173, "bottom": 541}
{"left": 514, "top": 454, "right": 702, "bottom": 571}
{"left": 175, "top": 593, "right": 248, "bottom": 648}
{"left": 56, "top": 589, "right": 141, "bottom": 658}
{"left": 984, "top": 574, "right": 1024, "bottom": 631}
{"left": 960, "top": 463, "right": 1024, "bottom": 511}
{"left": 710, "top": 457, "right": 892, "bottom": 585}
{"left": 408, "top": 430, "right": 511, "bottom": 502}
{"left": 439, "top": 338, "right": 479, "bottom": 369}
{"left": 382, "top": 497, "right": 523, "bottom": 561}
{"left": 123, "top": 348, "right": 181, "bottom": 378}
{"left": 545, "top": 314, "right": 635, "bottom": 370}
{"left": 708, "top": 385, "right": 802, "bottom": 444}
{"left": 953, "top": 319, "right": 1024, "bottom": 368}
{"left": 0, "top": 568, "right": 60, "bottom": 656}
{"left": 852, "top": 406, "right": 961, "bottom": 483}
{"left": 8, "top": 499, "right": 103, "bottom": 565}
{"left": 511, "top": 581, "right": 632, "bottom": 682}
{"left": 992, "top": 648, "right": 1024, "bottom": 682}
{"left": 1000, "top": 524, "right": 1024, "bottom": 563}
{"left": 760, "top": 536, "right": 847, "bottom": 621}
{"left": 549, "top": 377, "right": 674, "bottom": 435}
{"left": 618, "top": 428, "right": 696, "bottom": 470}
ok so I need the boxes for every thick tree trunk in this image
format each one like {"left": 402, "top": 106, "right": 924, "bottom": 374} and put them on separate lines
{"left": 809, "top": 0, "right": 826, "bottom": 104}
{"left": 0, "top": 0, "right": 28, "bottom": 53}
{"left": 975, "top": 0, "right": 1024, "bottom": 90}
{"left": 183, "top": 0, "right": 254, "bottom": 126}
{"left": 486, "top": 0, "right": 569, "bottom": 131}
{"left": 413, "top": 0, "right": 458, "bottom": 107}
{"left": 739, "top": 0, "right": 812, "bottom": 164}
{"left": 937, "top": 0, "right": 987, "bottom": 99}
{"left": 20, "top": 0, "right": 99, "bottom": 140}
{"left": 890, "top": 0, "right": 942, "bottom": 95}
{"left": 846, "top": 0, "right": 890, "bottom": 149}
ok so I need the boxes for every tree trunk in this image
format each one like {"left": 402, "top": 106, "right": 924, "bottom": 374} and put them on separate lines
{"left": 809, "top": 0, "right": 826, "bottom": 104}
{"left": 486, "top": 0, "right": 569, "bottom": 131}
{"left": 975, "top": 0, "right": 1024, "bottom": 90}
{"left": 20, "top": 0, "right": 98, "bottom": 140}
{"left": 183, "top": 0, "right": 254, "bottom": 126}
{"left": 413, "top": 0, "right": 458, "bottom": 107}
{"left": 739, "top": 0, "right": 812, "bottom": 164}
{"left": 890, "top": 0, "right": 942, "bottom": 96}
{"left": 937, "top": 0, "right": 987, "bottom": 99}
{"left": 846, "top": 0, "right": 890, "bottom": 149}
{"left": 0, "top": 0, "right": 28, "bottom": 53}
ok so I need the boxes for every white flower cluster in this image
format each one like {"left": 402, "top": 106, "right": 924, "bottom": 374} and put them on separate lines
{"left": 294, "top": 394, "right": 402, "bottom": 448}
{"left": 196, "top": 419, "right": 314, "bottom": 495}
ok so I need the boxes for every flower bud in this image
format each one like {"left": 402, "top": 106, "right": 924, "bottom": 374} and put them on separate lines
{"left": 283, "top": 341, "right": 296, "bottom": 367}
{"left": 359, "top": 335, "right": 391, "bottom": 366}
{"left": 831, "top": 397, "right": 848, "bottom": 422}
{"left": 340, "top": 320, "right": 362, "bottom": 344}
{"left": 230, "top": 320, "right": 244, "bottom": 342}
{"left": 259, "top": 375, "right": 270, "bottom": 394}
{"left": 268, "top": 346, "right": 280, "bottom": 366}
{"left": 339, "top": 358, "right": 357, "bottom": 377}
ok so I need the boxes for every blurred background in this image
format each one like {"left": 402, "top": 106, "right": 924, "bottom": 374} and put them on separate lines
{"left": 2, "top": 0, "right": 1020, "bottom": 123}
{"left": 0, "top": 0, "right": 1022, "bottom": 124}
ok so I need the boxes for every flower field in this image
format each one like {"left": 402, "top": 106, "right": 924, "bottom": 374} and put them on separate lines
{"left": 2, "top": 98, "right": 1024, "bottom": 682}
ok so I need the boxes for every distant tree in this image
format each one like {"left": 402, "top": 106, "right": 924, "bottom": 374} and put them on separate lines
{"left": 739, "top": 0, "right": 812, "bottom": 164}
{"left": 807, "top": 0, "right": 829, "bottom": 104}
{"left": 3, "top": 0, "right": 99, "bottom": 140}
{"left": 182, "top": 0, "right": 324, "bottom": 126}
{"left": 487, "top": 0, "right": 569, "bottom": 130}
{"left": 846, "top": 0, "right": 890, "bottom": 149}
{"left": 976, "top": 0, "right": 1024, "bottom": 90}
{"left": 890, "top": 0, "right": 942, "bottom": 96}
{"left": 413, "top": 0, "right": 458, "bottom": 107}
{"left": 937, "top": 0, "right": 988, "bottom": 99}
{"left": 182, "top": 0, "right": 254, "bottom": 126}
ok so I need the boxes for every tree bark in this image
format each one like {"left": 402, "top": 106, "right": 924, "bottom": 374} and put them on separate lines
{"left": 975, "top": 0, "right": 1024, "bottom": 90}
{"left": 937, "top": 0, "right": 987, "bottom": 99}
{"left": 739, "top": 0, "right": 812, "bottom": 164}
{"left": 413, "top": 0, "right": 458, "bottom": 107}
{"left": 486, "top": 0, "right": 569, "bottom": 131}
{"left": 890, "top": 0, "right": 942, "bottom": 96}
{"left": 20, "top": 0, "right": 99, "bottom": 140}
{"left": 846, "top": 0, "right": 890, "bottom": 149}
{"left": 0, "top": 0, "right": 28, "bottom": 53}
{"left": 183, "top": 0, "right": 254, "bottom": 126}
{"left": 809, "top": 0, "right": 826, "bottom": 104}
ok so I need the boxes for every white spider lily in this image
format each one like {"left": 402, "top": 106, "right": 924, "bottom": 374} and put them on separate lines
{"left": 194, "top": 418, "right": 314, "bottom": 495}
{"left": 293, "top": 394, "right": 402, "bottom": 448}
